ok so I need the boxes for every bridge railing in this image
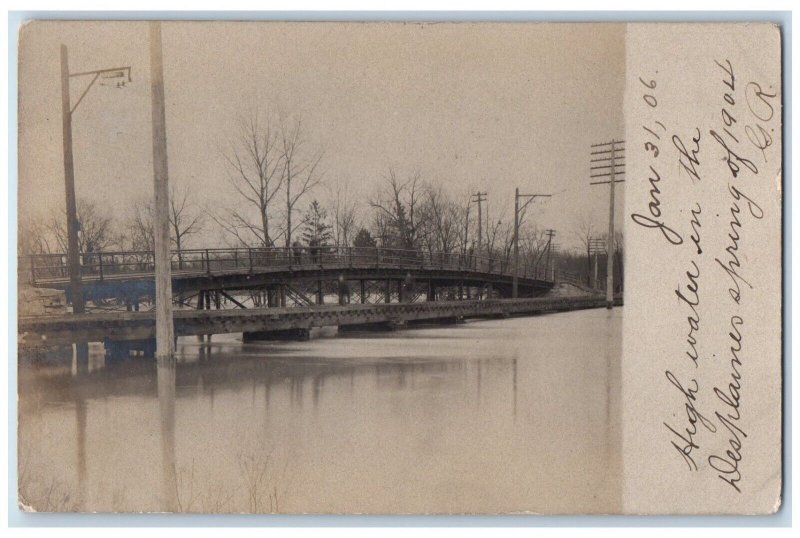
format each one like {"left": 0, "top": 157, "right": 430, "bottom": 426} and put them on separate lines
{"left": 23, "top": 246, "right": 554, "bottom": 284}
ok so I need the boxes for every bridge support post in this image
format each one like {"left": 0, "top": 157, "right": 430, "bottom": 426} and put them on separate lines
{"left": 458, "top": 283, "right": 464, "bottom": 300}
{"left": 279, "top": 285, "right": 286, "bottom": 307}
{"left": 398, "top": 280, "right": 404, "bottom": 303}
{"left": 427, "top": 281, "right": 435, "bottom": 302}
{"left": 360, "top": 280, "right": 366, "bottom": 304}
{"left": 384, "top": 280, "right": 391, "bottom": 303}
{"left": 196, "top": 291, "right": 205, "bottom": 342}
{"left": 316, "top": 281, "right": 324, "bottom": 305}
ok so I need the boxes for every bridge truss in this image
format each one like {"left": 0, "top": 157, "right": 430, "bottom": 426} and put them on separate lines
{"left": 22, "top": 246, "right": 556, "bottom": 314}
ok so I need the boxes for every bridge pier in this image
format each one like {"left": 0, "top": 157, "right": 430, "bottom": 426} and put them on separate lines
{"left": 338, "top": 319, "right": 405, "bottom": 334}
{"left": 267, "top": 288, "right": 280, "bottom": 307}
{"left": 243, "top": 328, "right": 311, "bottom": 342}
{"left": 407, "top": 315, "right": 464, "bottom": 327}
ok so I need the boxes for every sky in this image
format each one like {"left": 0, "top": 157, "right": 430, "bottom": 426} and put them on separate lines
{"left": 17, "top": 21, "right": 625, "bottom": 251}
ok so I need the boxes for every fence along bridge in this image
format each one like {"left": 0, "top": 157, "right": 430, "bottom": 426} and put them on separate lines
{"left": 24, "top": 246, "right": 556, "bottom": 308}
{"left": 20, "top": 246, "right": 611, "bottom": 358}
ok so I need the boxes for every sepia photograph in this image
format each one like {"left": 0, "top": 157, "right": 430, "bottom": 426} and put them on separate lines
{"left": 13, "top": 17, "right": 783, "bottom": 517}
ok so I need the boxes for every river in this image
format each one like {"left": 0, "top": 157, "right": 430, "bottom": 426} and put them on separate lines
{"left": 18, "top": 307, "right": 622, "bottom": 514}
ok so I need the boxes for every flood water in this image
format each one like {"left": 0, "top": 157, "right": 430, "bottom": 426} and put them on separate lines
{"left": 18, "top": 308, "right": 622, "bottom": 514}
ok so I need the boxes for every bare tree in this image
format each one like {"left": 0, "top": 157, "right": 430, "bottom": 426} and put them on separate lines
{"left": 216, "top": 112, "right": 284, "bottom": 248}
{"left": 128, "top": 186, "right": 204, "bottom": 254}
{"left": 484, "top": 206, "right": 508, "bottom": 260}
{"left": 572, "top": 214, "right": 598, "bottom": 286}
{"left": 18, "top": 215, "right": 55, "bottom": 256}
{"left": 369, "top": 168, "right": 425, "bottom": 250}
{"left": 421, "top": 184, "right": 461, "bottom": 256}
{"left": 48, "top": 198, "right": 118, "bottom": 254}
{"left": 329, "top": 180, "right": 359, "bottom": 248}
{"left": 457, "top": 194, "right": 472, "bottom": 257}
{"left": 519, "top": 223, "right": 549, "bottom": 274}
{"left": 129, "top": 200, "right": 156, "bottom": 252}
{"left": 279, "top": 116, "right": 324, "bottom": 248}
{"left": 169, "top": 185, "right": 204, "bottom": 255}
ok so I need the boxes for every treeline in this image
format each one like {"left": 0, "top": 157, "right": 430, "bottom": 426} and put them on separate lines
{"left": 18, "top": 109, "right": 623, "bottom": 289}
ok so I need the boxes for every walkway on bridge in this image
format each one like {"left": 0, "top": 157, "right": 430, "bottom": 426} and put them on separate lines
{"left": 22, "top": 246, "right": 556, "bottom": 307}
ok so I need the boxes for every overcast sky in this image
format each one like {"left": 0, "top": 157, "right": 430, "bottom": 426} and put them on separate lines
{"left": 18, "top": 21, "right": 624, "bottom": 250}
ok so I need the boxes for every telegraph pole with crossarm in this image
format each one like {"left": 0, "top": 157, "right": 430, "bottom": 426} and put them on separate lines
{"left": 59, "top": 45, "right": 132, "bottom": 316}
{"left": 471, "top": 192, "right": 487, "bottom": 253}
{"left": 589, "top": 139, "right": 625, "bottom": 308}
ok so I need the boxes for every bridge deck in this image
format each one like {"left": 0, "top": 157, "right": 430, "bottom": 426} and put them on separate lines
{"left": 19, "top": 295, "right": 621, "bottom": 347}
{"left": 23, "top": 247, "right": 554, "bottom": 301}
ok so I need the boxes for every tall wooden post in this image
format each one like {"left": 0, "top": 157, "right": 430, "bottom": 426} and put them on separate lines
{"left": 476, "top": 194, "right": 483, "bottom": 253}
{"left": 150, "top": 22, "right": 175, "bottom": 358}
{"left": 590, "top": 139, "right": 625, "bottom": 309}
{"left": 60, "top": 45, "right": 85, "bottom": 315}
{"left": 605, "top": 141, "right": 617, "bottom": 309}
{"left": 512, "top": 187, "right": 519, "bottom": 298}
{"left": 157, "top": 353, "right": 178, "bottom": 511}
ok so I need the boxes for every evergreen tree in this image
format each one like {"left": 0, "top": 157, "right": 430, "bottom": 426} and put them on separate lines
{"left": 352, "top": 228, "right": 377, "bottom": 249}
{"left": 300, "top": 200, "right": 332, "bottom": 248}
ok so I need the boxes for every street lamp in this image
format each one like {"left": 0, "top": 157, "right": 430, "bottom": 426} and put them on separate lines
{"left": 513, "top": 188, "right": 551, "bottom": 298}
{"left": 60, "top": 44, "right": 131, "bottom": 314}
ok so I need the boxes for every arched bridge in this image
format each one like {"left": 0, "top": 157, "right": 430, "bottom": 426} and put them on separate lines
{"left": 23, "top": 246, "right": 555, "bottom": 310}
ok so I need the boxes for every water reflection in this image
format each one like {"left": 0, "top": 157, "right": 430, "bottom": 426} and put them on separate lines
{"left": 18, "top": 308, "right": 622, "bottom": 513}
{"left": 157, "top": 355, "right": 178, "bottom": 512}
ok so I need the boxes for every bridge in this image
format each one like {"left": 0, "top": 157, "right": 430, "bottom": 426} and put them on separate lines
{"left": 23, "top": 246, "right": 555, "bottom": 308}
{"left": 20, "top": 296, "right": 622, "bottom": 354}
{"left": 19, "top": 246, "right": 615, "bottom": 359}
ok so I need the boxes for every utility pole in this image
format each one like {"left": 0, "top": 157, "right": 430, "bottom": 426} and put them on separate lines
{"left": 549, "top": 242, "right": 561, "bottom": 281}
{"left": 588, "top": 237, "right": 605, "bottom": 290}
{"left": 150, "top": 21, "right": 175, "bottom": 358}
{"left": 59, "top": 47, "right": 132, "bottom": 315}
{"left": 471, "top": 192, "right": 487, "bottom": 253}
{"left": 513, "top": 188, "right": 551, "bottom": 298}
{"left": 590, "top": 139, "right": 625, "bottom": 308}
{"left": 544, "top": 229, "right": 556, "bottom": 280}
{"left": 60, "top": 45, "right": 84, "bottom": 315}
{"left": 462, "top": 198, "right": 471, "bottom": 257}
